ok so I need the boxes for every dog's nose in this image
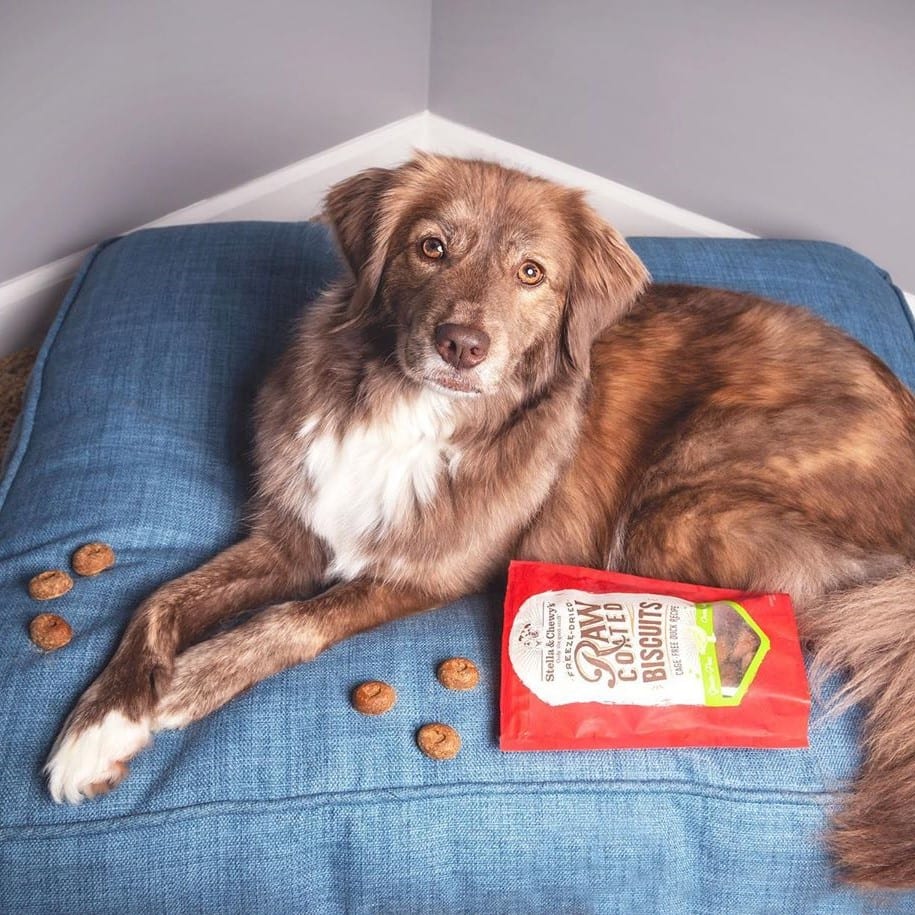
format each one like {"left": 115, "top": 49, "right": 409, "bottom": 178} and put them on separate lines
{"left": 434, "top": 323, "right": 490, "bottom": 370}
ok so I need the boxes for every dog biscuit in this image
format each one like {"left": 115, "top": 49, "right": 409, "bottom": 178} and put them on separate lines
{"left": 71, "top": 542, "right": 116, "bottom": 577}
{"left": 712, "top": 601, "right": 761, "bottom": 690}
{"left": 351, "top": 680, "right": 397, "bottom": 715}
{"left": 29, "top": 613, "right": 73, "bottom": 651}
{"left": 437, "top": 657, "right": 480, "bottom": 691}
{"left": 27, "top": 570, "right": 73, "bottom": 601}
{"left": 416, "top": 722, "right": 461, "bottom": 759}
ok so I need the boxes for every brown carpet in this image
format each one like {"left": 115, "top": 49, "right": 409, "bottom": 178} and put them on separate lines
{"left": 0, "top": 346, "right": 38, "bottom": 457}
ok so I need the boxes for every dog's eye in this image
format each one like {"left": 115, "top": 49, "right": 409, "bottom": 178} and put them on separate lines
{"left": 420, "top": 236, "right": 446, "bottom": 260}
{"left": 518, "top": 261, "right": 545, "bottom": 286}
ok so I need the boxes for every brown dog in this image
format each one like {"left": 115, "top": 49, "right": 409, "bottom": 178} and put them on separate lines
{"left": 46, "top": 154, "right": 915, "bottom": 888}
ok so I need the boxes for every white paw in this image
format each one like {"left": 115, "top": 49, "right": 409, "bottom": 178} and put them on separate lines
{"left": 45, "top": 710, "right": 152, "bottom": 804}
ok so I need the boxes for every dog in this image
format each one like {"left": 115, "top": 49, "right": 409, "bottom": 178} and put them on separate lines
{"left": 45, "top": 154, "right": 915, "bottom": 889}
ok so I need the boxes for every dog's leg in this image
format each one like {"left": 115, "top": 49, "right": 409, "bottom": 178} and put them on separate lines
{"left": 618, "top": 487, "right": 903, "bottom": 606}
{"left": 46, "top": 530, "right": 321, "bottom": 803}
{"left": 155, "top": 578, "right": 441, "bottom": 730}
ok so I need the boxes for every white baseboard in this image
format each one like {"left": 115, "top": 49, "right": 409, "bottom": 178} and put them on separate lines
{"left": 424, "top": 114, "right": 754, "bottom": 240}
{"left": 1, "top": 110, "right": 911, "bottom": 357}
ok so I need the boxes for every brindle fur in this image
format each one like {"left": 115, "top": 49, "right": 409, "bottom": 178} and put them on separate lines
{"left": 48, "top": 155, "right": 915, "bottom": 888}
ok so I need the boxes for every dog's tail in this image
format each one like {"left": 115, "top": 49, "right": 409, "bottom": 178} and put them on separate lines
{"left": 803, "top": 565, "right": 915, "bottom": 888}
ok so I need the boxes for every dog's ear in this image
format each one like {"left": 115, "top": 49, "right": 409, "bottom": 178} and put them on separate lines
{"left": 324, "top": 167, "right": 394, "bottom": 277}
{"left": 323, "top": 166, "right": 402, "bottom": 322}
{"left": 561, "top": 195, "right": 649, "bottom": 372}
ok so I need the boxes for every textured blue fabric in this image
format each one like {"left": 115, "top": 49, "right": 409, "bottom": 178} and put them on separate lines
{"left": 1, "top": 223, "right": 913, "bottom": 914}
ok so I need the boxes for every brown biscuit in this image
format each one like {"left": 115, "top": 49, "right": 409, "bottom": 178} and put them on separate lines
{"left": 71, "top": 542, "right": 116, "bottom": 577}
{"left": 28, "top": 570, "right": 73, "bottom": 601}
{"left": 29, "top": 613, "right": 73, "bottom": 651}
{"left": 436, "top": 657, "right": 479, "bottom": 691}
{"left": 711, "top": 601, "right": 761, "bottom": 689}
{"left": 351, "top": 680, "right": 397, "bottom": 715}
{"left": 717, "top": 659, "right": 742, "bottom": 689}
{"left": 416, "top": 722, "right": 461, "bottom": 760}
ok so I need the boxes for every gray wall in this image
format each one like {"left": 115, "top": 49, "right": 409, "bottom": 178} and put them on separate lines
{"left": 3, "top": 1, "right": 913, "bottom": 290}
{"left": 0, "top": 0, "right": 430, "bottom": 282}
{"left": 431, "top": 0, "right": 915, "bottom": 289}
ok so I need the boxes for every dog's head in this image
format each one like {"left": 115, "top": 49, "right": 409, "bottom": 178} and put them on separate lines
{"left": 324, "top": 154, "right": 649, "bottom": 398}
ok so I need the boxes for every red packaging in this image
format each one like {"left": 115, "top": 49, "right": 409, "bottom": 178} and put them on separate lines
{"left": 500, "top": 560, "right": 810, "bottom": 750}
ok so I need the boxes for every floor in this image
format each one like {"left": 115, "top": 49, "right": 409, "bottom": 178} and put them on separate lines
{"left": 0, "top": 346, "right": 36, "bottom": 457}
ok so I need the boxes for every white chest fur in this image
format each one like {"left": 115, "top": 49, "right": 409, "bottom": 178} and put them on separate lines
{"left": 297, "top": 388, "right": 460, "bottom": 579}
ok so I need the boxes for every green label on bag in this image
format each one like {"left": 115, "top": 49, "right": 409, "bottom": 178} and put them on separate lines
{"left": 696, "top": 601, "right": 770, "bottom": 707}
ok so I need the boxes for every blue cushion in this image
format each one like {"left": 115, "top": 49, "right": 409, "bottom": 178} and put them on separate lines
{"left": 1, "top": 223, "right": 913, "bottom": 914}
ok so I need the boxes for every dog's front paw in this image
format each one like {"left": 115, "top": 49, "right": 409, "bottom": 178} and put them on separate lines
{"left": 45, "top": 710, "right": 152, "bottom": 804}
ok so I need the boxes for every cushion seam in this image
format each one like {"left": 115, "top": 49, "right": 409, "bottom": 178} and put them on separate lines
{"left": 0, "top": 779, "right": 837, "bottom": 841}
{"left": 0, "top": 239, "right": 120, "bottom": 516}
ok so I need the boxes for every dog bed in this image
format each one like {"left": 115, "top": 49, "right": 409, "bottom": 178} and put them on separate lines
{"left": 0, "top": 222, "right": 913, "bottom": 914}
